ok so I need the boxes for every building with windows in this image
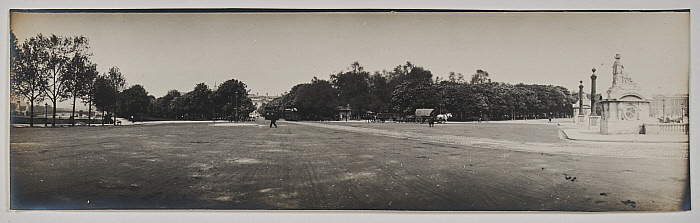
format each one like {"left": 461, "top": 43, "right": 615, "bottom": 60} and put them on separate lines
{"left": 650, "top": 94, "right": 689, "bottom": 122}
{"left": 249, "top": 93, "right": 279, "bottom": 108}
{"left": 248, "top": 93, "right": 280, "bottom": 118}
{"left": 9, "top": 96, "right": 30, "bottom": 116}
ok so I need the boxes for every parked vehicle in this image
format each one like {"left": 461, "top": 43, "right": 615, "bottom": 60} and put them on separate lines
{"left": 376, "top": 113, "right": 399, "bottom": 122}
{"left": 414, "top": 109, "right": 436, "bottom": 123}
{"left": 283, "top": 107, "right": 299, "bottom": 121}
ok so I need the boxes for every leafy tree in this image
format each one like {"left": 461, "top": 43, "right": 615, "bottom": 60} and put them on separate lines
{"left": 391, "top": 79, "right": 439, "bottom": 115}
{"left": 64, "top": 53, "right": 98, "bottom": 126}
{"left": 92, "top": 67, "right": 126, "bottom": 125}
{"left": 367, "top": 71, "right": 392, "bottom": 113}
{"left": 331, "top": 62, "right": 371, "bottom": 116}
{"left": 42, "top": 34, "right": 90, "bottom": 126}
{"left": 180, "top": 83, "right": 214, "bottom": 120}
{"left": 513, "top": 84, "right": 576, "bottom": 119}
{"left": 152, "top": 90, "right": 181, "bottom": 119}
{"left": 92, "top": 75, "right": 115, "bottom": 125}
{"left": 146, "top": 95, "right": 157, "bottom": 117}
{"left": 290, "top": 77, "right": 339, "bottom": 120}
{"left": 447, "top": 71, "right": 465, "bottom": 84}
{"left": 80, "top": 66, "right": 100, "bottom": 125}
{"left": 213, "top": 79, "right": 255, "bottom": 121}
{"left": 117, "top": 85, "right": 151, "bottom": 121}
{"left": 10, "top": 32, "right": 47, "bottom": 126}
{"left": 387, "top": 62, "right": 434, "bottom": 89}
{"left": 470, "top": 69, "right": 490, "bottom": 85}
{"left": 106, "top": 67, "right": 127, "bottom": 124}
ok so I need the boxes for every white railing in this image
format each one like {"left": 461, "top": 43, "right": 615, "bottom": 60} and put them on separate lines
{"left": 643, "top": 123, "right": 689, "bottom": 135}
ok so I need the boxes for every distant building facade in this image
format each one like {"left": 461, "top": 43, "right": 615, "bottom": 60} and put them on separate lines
{"left": 10, "top": 97, "right": 30, "bottom": 116}
{"left": 337, "top": 105, "right": 352, "bottom": 121}
{"left": 650, "top": 94, "right": 689, "bottom": 121}
{"left": 248, "top": 93, "right": 280, "bottom": 118}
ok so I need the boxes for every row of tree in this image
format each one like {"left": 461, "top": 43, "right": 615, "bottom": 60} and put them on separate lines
{"left": 74, "top": 78, "right": 254, "bottom": 124}
{"left": 147, "top": 80, "right": 255, "bottom": 121}
{"left": 10, "top": 32, "right": 127, "bottom": 126}
{"left": 11, "top": 32, "right": 256, "bottom": 126}
{"left": 12, "top": 32, "right": 576, "bottom": 125}
{"left": 262, "top": 62, "right": 577, "bottom": 121}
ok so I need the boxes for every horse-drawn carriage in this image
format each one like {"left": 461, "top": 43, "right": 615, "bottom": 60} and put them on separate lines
{"left": 413, "top": 109, "right": 451, "bottom": 123}
{"left": 414, "top": 109, "right": 436, "bottom": 123}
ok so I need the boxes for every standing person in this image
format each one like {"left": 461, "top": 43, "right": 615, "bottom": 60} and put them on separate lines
{"left": 428, "top": 117, "right": 435, "bottom": 127}
{"left": 270, "top": 113, "right": 278, "bottom": 128}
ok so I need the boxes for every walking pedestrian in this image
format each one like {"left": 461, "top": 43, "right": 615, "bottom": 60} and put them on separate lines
{"left": 428, "top": 117, "right": 435, "bottom": 127}
{"left": 270, "top": 114, "right": 278, "bottom": 128}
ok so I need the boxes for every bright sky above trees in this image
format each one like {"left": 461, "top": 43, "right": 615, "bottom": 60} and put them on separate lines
{"left": 10, "top": 11, "right": 689, "bottom": 103}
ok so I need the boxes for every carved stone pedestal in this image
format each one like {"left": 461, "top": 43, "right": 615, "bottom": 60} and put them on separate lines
{"left": 600, "top": 89, "right": 652, "bottom": 134}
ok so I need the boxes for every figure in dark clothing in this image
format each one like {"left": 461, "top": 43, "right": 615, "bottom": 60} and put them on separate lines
{"left": 428, "top": 118, "right": 435, "bottom": 127}
{"left": 270, "top": 114, "right": 278, "bottom": 128}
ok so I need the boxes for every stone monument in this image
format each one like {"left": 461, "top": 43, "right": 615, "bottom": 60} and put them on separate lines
{"left": 573, "top": 81, "right": 591, "bottom": 124}
{"left": 588, "top": 68, "right": 601, "bottom": 128}
{"left": 599, "top": 54, "right": 652, "bottom": 134}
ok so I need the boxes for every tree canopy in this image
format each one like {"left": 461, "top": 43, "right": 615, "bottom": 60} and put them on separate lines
{"left": 212, "top": 79, "right": 255, "bottom": 121}
{"left": 11, "top": 31, "right": 578, "bottom": 124}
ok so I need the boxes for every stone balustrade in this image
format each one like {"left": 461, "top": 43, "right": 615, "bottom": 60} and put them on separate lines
{"left": 642, "top": 123, "right": 689, "bottom": 135}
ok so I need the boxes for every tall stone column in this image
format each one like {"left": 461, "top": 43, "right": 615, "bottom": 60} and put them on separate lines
{"left": 590, "top": 68, "right": 597, "bottom": 115}
{"left": 578, "top": 80, "right": 584, "bottom": 114}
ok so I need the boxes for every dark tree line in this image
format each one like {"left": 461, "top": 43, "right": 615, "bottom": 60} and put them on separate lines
{"left": 12, "top": 32, "right": 575, "bottom": 124}
{"left": 11, "top": 32, "right": 256, "bottom": 125}
{"left": 262, "top": 61, "right": 577, "bottom": 121}
{"left": 147, "top": 80, "right": 255, "bottom": 121}
{"left": 10, "top": 32, "right": 126, "bottom": 126}
{"left": 440, "top": 82, "right": 576, "bottom": 121}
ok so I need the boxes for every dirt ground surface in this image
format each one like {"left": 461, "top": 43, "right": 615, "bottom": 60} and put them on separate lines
{"left": 9, "top": 119, "right": 689, "bottom": 211}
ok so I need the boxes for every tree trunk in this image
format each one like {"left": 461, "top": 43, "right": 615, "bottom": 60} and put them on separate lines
{"left": 71, "top": 95, "right": 77, "bottom": 126}
{"left": 29, "top": 100, "right": 34, "bottom": 127}
{"left": 88, "top": 101, "right": 92, "bottom": 126}
{"left": 52, "top": 101, "right": 57, "bottom": 127}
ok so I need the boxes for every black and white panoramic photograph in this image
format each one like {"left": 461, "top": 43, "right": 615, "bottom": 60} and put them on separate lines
{"left": 3, "top": 1, "right": 697, "bottom": 222}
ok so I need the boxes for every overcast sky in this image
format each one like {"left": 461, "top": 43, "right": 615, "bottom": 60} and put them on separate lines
{"left": 2, "top": 2, "right": 699, "bottom": 223}
{"left": 11, "top": 11, "right": 689, "bottom": 103}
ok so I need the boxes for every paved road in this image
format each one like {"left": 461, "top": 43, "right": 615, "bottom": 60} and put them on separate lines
{"left": 295, "top": 121, "right": 689, "bottom": 160}
{"left": 9, "top": 120, "right": 689, "bottom": 211}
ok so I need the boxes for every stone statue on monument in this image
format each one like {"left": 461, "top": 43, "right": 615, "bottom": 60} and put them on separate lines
{"left": 600, "top": 53, "right": 652, "bottom": 135}
{"left": 609, "top": 54, "right": 638, "bottom": 91}
{"left": 612, "top": 54, "right": 624, "bottom": 85}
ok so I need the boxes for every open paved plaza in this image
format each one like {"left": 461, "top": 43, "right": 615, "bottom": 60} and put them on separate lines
{"left": 9, "top": 119, "right": 689, "bottom": 211}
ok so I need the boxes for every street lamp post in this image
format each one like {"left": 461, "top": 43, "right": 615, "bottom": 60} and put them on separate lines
{"left": 662, "top": 98, "right": 666, "bottom": 122}
{"left": 578, "top": 80, "right": 584, "bottom": 115}
{"left": 590, "top": 68, "right": 597, "bottom": 115}
{"left": 45, "top": 103, "right": 48, "bottom": 127}
{"left": 680, "top": 102, "right": 684, "bottom": 123}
